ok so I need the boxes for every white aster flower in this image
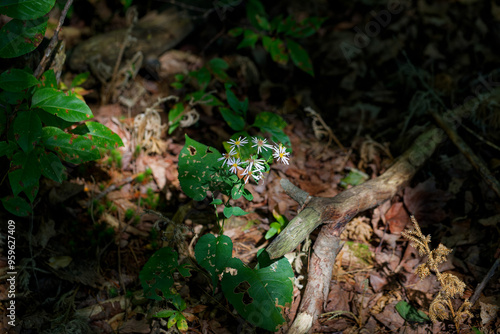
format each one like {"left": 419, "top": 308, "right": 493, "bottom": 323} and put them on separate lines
{"left": 251, "top": 137, "right": 273, "bottom": 154}
{"left": 242, "top": 166, "right": 263, "bottom": 184}
{"left": 273, "top": 144, "right": 290, "bottom": 165}
{"left": 228, "top": 157, "right": 244, "bottom": 174}
{"left": 217, "top": 151, "right": 236, "bottom": 167}
{"left": 246, "top": 155, "right": 266, "bottom": 172}
{"left": 227, "top": 136, "right": 248, "bottom": 151}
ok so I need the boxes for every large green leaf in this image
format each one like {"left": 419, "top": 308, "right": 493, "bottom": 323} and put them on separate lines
{"left": 38, "top": 150, "right": 65, "bottom": 183}
{"left": 32, "top": 88, "right": 93, "bottom": 122}
{"left": 0, "top": 0, "right": 55, "bottom": 20}
{"left": 0, "top": 17, "right": 47, "bottom": 58}
{"left": 286, "top": 38, "right": 314, "bottom": 76}
{"left": 0, "top": 69, "right": 39, "bottom": 92}
{"left": 195, "top": 234, "right": 233, "bottom": 289}
{"left": 42, "top": 126, "right": 100, "bottom": 164}
{"left": 221, "top": 257, "right": 294, "bottom": 331}
{"left": 71, "top": 122, "right": 124, "bottom": 149}
{"left": 139, "top": 247, "right": 189, "bottom": 301}
{"left": 8, "top": 150, "right": 41, "bottom": 196}
{"left": 13, "top": 110, "right": 42, "bottom": 152}
{"left": 220, "top": 107, "right": 245, "bottom": 131}
{"left": 178, "top": 135, "right": 222, "bottom": 201}
{"left": 2, "top": 195, "right": 31, "bottom": 217}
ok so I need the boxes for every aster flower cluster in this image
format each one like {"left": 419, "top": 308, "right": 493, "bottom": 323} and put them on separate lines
{"left": 217, "top": 136, "right": 290, "bottom": 184}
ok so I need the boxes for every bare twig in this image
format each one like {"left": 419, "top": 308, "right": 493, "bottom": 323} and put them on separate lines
{"left": 430, "top": 110, "right": 500, "bottom": 199}
{"left": 34, "top": 0, "right": 73, "bottom": 79}
{"left": 470, "top": 256, "right": 500, "bottom": 306}
{"left": 102, "top": 7, "right": 138, "bottom": 104}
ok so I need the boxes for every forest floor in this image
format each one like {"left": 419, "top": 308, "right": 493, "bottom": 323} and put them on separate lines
{"left": 1, "top": 0, "right": 500, "bottom": 333}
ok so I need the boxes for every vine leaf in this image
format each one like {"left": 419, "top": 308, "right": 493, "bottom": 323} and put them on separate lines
{"left": 195, "top": 234, "right": 233, "bottom": 289}
{"left": 178, "top": 135, "right": 222, "bottom": 201}
{"left": 221, "top": 256, "right": 294, "bottom": 331}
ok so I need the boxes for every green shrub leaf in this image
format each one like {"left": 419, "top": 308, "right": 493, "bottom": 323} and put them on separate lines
{"left": 32, "top": 88, "right": 93, "bottom": 122}
{"left": 0, "top": 17, "right": 47, "bottom": 58}
{"left": 139, "top": 247, "right": 183, "bottom": 301}
{"left": 70, "top": 72, "right": 89, "bottom": 88}
{"left": 2, "top": 195, "right": 31, "bottom": 216}
{"left": 228, "top": 27, "right": 243, "bottom": 37}
{"left": 237, "top": 29, "right": 260, "bottom": 49}
{"left": 39, "top": 69, "right": 58, "bottom": 88}
{"left": 8, "top": 150, "right": 41, "bottom": 196}
{"left": 268, "top": 38, "right": 289, "bottom": 65}
{"left": 178, "top": 134, "right": 222, "bottom": 201}
{"left": 195, "top": 234, "right": 233, "bottom": 289}
{"left": 252, "top": 112, "right": 290, "bottom": 146}
{"left": 0, "top": 69, "right": 39, "bottom": 92}
{"left": 38, "top": 150, "right": 65, "bottom": 183}
{"left": 225, "top": 84, "right": 248, "bottom": 116}
{"left": 13, "top": 110, "right": 42, "bottom": 153}
{"left": 71, "top": 121, "right": 124, "bottom": 149}
{"left": 207, "top": 58, "right": 230, "bottom": 82}
{"left": 286, "top": 38, "right": 314, "bottom": 76}
{"left": 221, "top": 256, "right": 294, "bottom": 331}
{"left": 220, "top": 107, "right": 245, "bottom": 131}
{"left": 189, "top": 67, "right": 211, "bottom": 91}
{"left": 223, "top": 206, "right": 248, "bottom": 218}
{"left": 0, "top": 0, "right": 55, "bottom": 20}
{"left": 42, "top": 126, "right": 100, "bottom": 164}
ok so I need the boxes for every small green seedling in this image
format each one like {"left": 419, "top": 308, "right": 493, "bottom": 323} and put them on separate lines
{"left": 265, "top": 209, "right": 289, "bottom": 239}
{"left": 395, "top": 300, "right": 430, "bottom": 323}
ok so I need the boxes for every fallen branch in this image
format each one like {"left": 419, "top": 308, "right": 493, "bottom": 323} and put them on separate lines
{"left": 265, "top": 127, "right": 446, "bottom": 333}
{"left": 33, "top": 0, "right": 73, "bottom": 79}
